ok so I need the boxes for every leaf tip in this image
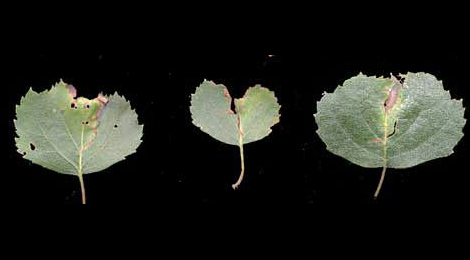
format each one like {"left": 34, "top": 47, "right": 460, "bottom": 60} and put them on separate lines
{"left": 27, "top": 86, "right": 37, "bottom": 95}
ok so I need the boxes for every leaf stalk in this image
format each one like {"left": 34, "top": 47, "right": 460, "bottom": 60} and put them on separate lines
{"left": 374, "top": 166, "right": 387, "bottom": 199}
{"left": 232, "top": 123, "right": 245, "bottom": 190}
{"left": 78, "top": 173, "right": 86, "bottom": 204}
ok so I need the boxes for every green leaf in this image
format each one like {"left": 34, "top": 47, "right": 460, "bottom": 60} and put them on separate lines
{"left": 190, "top": 80, "right": 281, "bottom": 189}
{"left": 14, "top": 81, "right": 143, "bottom": 203}
{"left": 315, "top": 72, "right": 466, "bottom": 198}
{"left": 235, "top": 86, "right": 281, "bottom": 144}
{"left": 190, "top": 80, "right": 240, "bottom": 145}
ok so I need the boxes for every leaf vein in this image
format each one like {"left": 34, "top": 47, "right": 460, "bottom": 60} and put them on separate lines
{"left": 388, "top": 101, "right": 441, "bottom": 150}
{"left": 330, "top": 107, "right": 383, "bottom": 160}
{"left": 81, "top": 107, "right": 121, "bottom": 172}
{"left": 388, "top": 107, "right": 452, "bottom": 160}
{"left": 359, "top": 107, "right": 381, "bottom": 141}
{"left": 60, "top": 111, "right": 80, "bottom": 151}
{"left": 32, "top": 115, "right": 79, "bottom": 172}
{"left": 17, "top": 129, "right": 43, "bottom": 137}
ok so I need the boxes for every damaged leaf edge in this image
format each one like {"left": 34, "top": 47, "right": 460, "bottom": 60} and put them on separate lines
{"left": 14, "top": 81, "right": 143, "bottom": 204}
{"left": 190, "top": 80, "right": 281, "bottom": 190}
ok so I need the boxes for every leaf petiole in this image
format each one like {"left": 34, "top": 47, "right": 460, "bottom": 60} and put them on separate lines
{"left": 78, "top": 173, "right": 86, "bottom": 204}
{"left": 374, "top": 166, "right": 387, "bottom": 199}
{"left": 232, "top": 128, "right": 245, "bottom": 190}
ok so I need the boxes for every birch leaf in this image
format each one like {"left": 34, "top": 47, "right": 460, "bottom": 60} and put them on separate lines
{"left": 315, "top": 72, "right": 466, "bottom": 198}
{"left": 14, "top": 81, "right": 143, "bottom": 203}
{"left": 190, "top": 80, "right": 281, "bottom": 189}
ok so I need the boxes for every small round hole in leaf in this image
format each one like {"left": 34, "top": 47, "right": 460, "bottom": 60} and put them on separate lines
{"left": 29, "top": 143, "right": 36, "bottom": 151}
{"left": 114, "top": 124, "right": 118, "bottom": 128}
{"left": 85, "top": 104, "right": 90, "bottom": 109}
{"left": 71, "top": 103, "right": 76, "bottom": 109}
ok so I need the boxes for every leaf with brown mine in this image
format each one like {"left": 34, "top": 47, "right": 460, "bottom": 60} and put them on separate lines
{"left": 315, "top": 72, "right": 466, "bottom": 199}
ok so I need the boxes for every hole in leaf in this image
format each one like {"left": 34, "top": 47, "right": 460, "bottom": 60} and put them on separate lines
{"left": 85, "top": 104, "right": 90, "bottom": 109}
{"left": 397, "top": 75, "right": 405, "bottom": 84}
{"left": 22, "top": 152, "right": 26, "bottom": 156}
{"left": 114, "top": 124, "right": 118, "bottom": 128}
{"left": 71, "top": 103, "right": 76, "bottom": 109}
{"left": 29, "top": 143, "right": 36, "bottom": 151}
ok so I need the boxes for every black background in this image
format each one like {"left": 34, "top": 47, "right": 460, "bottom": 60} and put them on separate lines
{"left": 2, "top": 53, "right": 468, "bottom": 205}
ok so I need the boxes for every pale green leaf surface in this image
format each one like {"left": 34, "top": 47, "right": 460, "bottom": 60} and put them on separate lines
{"left": 190, "top": 80, "right": 239, "bottom": 145}
{"left": 315, "top": 72, "right": 465, "bottom": 169}
{"left": 190, "top": 80, "right": 280, "bottom": 145}
{"left": 235, "top": 86, "right": 281, "bottom": 144}
{"left": 14, "top": 81, "right": 143, "bottom": 175}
